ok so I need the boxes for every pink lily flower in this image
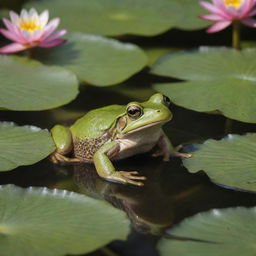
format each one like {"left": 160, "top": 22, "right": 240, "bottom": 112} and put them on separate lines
{"left": 0, "top": 8, "right": 66, "bottom": 54}
{"left": 200, "top": 0, "right": 256, "bottom": 33}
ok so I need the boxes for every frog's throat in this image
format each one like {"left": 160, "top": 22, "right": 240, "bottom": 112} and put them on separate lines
{"left": 122, "top": 119, "right": 170, "bottom": 135}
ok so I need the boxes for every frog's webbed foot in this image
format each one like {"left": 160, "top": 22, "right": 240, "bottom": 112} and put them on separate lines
{"left": 152, "top": 144, "right": 192, "bottom": 161}
{"left": 50, "top": 152, "right": 81, "bottom": 164}
{"left": 154, "top": 131, "right": 192, "bottom": 161}
{"left": 106, "top": 171, "right": 146, "bottom": 187}
{"left": 170, "top": 151, "right": 192, "bottom": 159}
{"left": 171, "top": 144, "right": 192, "bottom": 159}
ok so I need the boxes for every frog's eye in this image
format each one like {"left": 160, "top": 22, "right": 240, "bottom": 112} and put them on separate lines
{"left": 163, "top": 95, "right": 171, "bottom": 107}
{"left": 127, "top": 105, "right": 143, "bottom": 119}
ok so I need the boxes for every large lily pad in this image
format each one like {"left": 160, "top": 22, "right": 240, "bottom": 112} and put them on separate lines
{"left": 26, "top": 0, "right": 181, "bottom": 36}
{"left": 158, "top": 207, "right": 256, "bottom": 256}
{"left": 0, "top": 55, "right": 78, "bottom": 111}
{"left": 183, "top": 133, "right": 256, "bottom": 192}
{"left": 171, "top": 0, "right": 211, "bottom": 30}
{"left": 152, "top": 47, "right": 256, "bottom": 123}
{"left": 34, "top": 33, "right": 147, "bottom": 86}
{"left": 0, "top": 122, "right": 55, "bottom": 171}
{"left": 0, "top": 185, "right": 130, "bottom": 256}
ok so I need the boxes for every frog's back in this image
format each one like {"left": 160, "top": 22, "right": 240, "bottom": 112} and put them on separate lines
{"left": 70, "top": 105, "right": 125, "bottom": 161}
{"left": 70, "top": 104, "right": 125, "bottom": 139}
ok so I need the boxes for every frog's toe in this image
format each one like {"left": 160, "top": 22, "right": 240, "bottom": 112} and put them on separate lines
{"left": 128, "top": 180, "right": 144, "bottom": 186}
{"left": 171, "top": 152, "right": 192, "bottom": 158}
{"left": 49, "top": 153, "right": 59, "bottom": 164}
{"left": 151, "top": 150, "right": 162, "bottom": 158}
{"left": 119, "top": 171, "right": 146, "bottom": 180}
{"left": 172, "top": 145, "right": 192, "bottom": 158}
{"left": 122, "top": 177, "right": 144, "bottom": 186}
{"left": 50, "top": 152, "right": 82, "bottom": 163}
{"left": 106, "top": 171, "right": 146, "bottom": 186}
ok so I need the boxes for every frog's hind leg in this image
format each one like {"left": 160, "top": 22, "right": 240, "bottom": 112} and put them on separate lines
{"left": 50, "top": 125, "right": 82, "bottom": 164}
{"left": 50, "top": 152, "right": 81, "bottom": 164}
{"left": 152, "top": 130, "right": 192, "bottom": 161}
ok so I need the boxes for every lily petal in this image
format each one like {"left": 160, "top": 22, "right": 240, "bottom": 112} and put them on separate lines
{"left": 239, "top": 0, "right": 254, "bottom": 18}
{"left": 248, "top": 8, "right": 256, "bottom": 17}
{"left": 41, "top": 18, "right": 60, "bottom": 39}
{"left": 212, "top": 0, "right": 225, "bottom": 8}
{"left": 20, "top": 30, "right": 32, "bottom": 41}
{"left": 20, "top": 9, "right": 29, "bottom": 21}
{"left": 206, "top": 20, "right": 231, "bottom": 33}
{"left": 200, "top": 14, "right": 223, "bottom": 21}
{"left": 30, "top": 29, "right": 44, "bottom": 41}
{"left": 39, "top": 38, "right": 66, "bottom": 48}
{"left": 241, "top": 17, "right": 256, "bottom": 27}
{"left": 200, "top": 1, "right": 230, "bottom": 19}
{"left": 44, "top": 29, "right": 66, "bottom": 42}
{"left": 0, "top": 43, "right": 28, "bottom": 54}
{"left": 0, "top": 28, "right": 23, "bottom": 43}
{"left": 9, "top": 11, "right": 19, "bottom": 25}
{"left": 28, "top": 8, "right": 38, "bottom": 17}
{"left": 39, "top": 10, "right": 49, "bottom": 27}
{"left": 2, "top": 19, "right": 26, "bottom": 44}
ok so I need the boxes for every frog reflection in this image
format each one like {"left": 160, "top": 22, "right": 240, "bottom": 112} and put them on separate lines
{"left": 72, "top": 156, "right": 205, "bottom": 236}
{"left": 54, "top": 152, "right": 256, "bottom": 236}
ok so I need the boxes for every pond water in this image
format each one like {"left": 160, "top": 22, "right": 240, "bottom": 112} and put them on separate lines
{"left": 2, "top": 78, "right": 256, "bottom": 256}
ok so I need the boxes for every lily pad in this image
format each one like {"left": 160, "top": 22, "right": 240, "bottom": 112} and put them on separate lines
{"left": 171, "top": 0, "right": 211, "bottom": 30}
{"left": 183, "top": 133, "right": 256, "bottom": 191}
{"left": 158, "top": 207, "right": 256, "bottom": 256}
{"left": 152, "top": 47, "right": 256, "bottom": 123}
{"left": 34, "top": 33, "right": 148, "bottom": 86}
{"left": 144, "top": 47, "right": 178, "bottom": 66}
{"left": 0, "top": 184, "right": 130, "bottom": 256}
{"left": 0, "top": 55, "right": 78, "bottom": 111}
{"left": 26, "top": 0, "right": 182, "bottom": 36}
{"left": 0, "top": 122, "right": 55, "bottom": 171}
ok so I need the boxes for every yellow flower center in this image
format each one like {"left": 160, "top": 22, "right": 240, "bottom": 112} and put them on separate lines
{"left": 224, "top": 0, "right": 244, "bottom": 8}
{"left": 19, "top": 20, "right": 42, "bottom": 32}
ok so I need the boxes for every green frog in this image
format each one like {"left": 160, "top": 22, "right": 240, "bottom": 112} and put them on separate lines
{"left": 50, "top": 93, "right": 191, "bottom": 186}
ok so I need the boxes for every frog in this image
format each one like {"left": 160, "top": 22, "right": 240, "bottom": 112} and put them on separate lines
{"left": 50, "top": 93, "right": 191, "bottom": 186}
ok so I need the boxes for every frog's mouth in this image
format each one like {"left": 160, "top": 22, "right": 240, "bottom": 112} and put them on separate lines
{"left": 124, "top": 119, "right": 170, "bottom": 134}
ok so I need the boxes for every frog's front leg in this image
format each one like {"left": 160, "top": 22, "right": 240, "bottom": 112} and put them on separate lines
{"left": 50, "top": 125, "right": 81, "bottom": 163}
{"left": 153, "top": 130, "right": 192, "bottom": 161}
{"left": 94, "top": 141, "right": 146, "bottom": 186}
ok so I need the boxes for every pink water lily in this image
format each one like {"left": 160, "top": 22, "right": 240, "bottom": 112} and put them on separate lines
{"left": 200, "top": 0, "right": 256, "bottom": 33}
{"left": 0, "top": 8, "right": 66, "bottom": 53}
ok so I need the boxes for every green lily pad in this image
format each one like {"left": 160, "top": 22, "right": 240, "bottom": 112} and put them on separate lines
{"left": 0, "top": 184, "right": 130, "bottom": 256}
{"left": 171, "top": 0, "right": 211, "bottom": 30}
{"left": 0, "top": 55, "right": 78, "bottom": 111}
{"left": 0, "top": 122, "right": 55, "bottom": 171}
{"left": 144, "top": 47, "right": 178, "bottom": 66}
{"left": 183, "top": 133, "right": 256, "bottom": 191}
{"left": 158, "top": 207, "right": 256, "bottom": 256}
{"left": 26, "top": 0, "right": 181, "bottom": 36}
{"left": 34, "top": 33, "right": 147, "bottom": 86}
{"left": 152, "top": 47, "right": 256, "bottom": 123}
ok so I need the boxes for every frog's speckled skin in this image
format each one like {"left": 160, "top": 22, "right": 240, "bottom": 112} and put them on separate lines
{"left": 73, "top": 132, "right": 111, "bottom": 161}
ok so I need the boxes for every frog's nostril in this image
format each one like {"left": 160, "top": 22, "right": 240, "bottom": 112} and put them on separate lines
{"left": 157, "top": 110, "right": 160, "bottom": 113}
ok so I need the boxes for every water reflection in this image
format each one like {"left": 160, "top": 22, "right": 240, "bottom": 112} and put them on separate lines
{"left": 72, "top": 154, "right": 256, "bottom": 236}
{"left": 1, "top": 153, "right": 256, "bottom": 238}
